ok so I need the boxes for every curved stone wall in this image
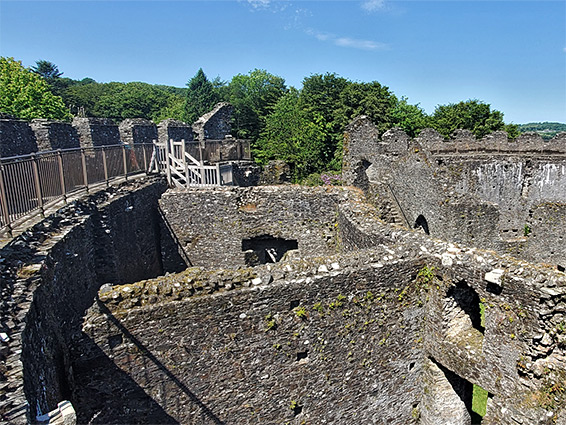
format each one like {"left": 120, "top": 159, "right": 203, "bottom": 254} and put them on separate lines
{"left": 0, "top": 178, "right": 169, "bottom": 422}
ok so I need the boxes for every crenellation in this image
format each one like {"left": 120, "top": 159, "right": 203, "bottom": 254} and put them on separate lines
{"left": 71, "top": 117, "right": 122, "bottom": 148}
{"left": 30, "top": 119, "right": 80, "bottom": 151}
{"left": 0, "top": 115, "right": 38, "bottom": 157}
{"left": 343, "top": 119, "right": 566, "bottom": 268}
{"left": 157, "top": 118, "right": 194, "bottom": 144}
{"left": 118, "top": 118, "right": 158, "bottom": 145}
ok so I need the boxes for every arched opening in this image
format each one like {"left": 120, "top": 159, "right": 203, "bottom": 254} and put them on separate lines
{"left": 414, "top": 214, "right": 430, "bottom": 235}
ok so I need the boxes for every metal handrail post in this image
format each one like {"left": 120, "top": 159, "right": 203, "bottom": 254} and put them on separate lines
{"left": 0, "top": 163, "right": 12, "bottom": 236}
{"left": 142, "top": 143, "right": 148, "bottom": 171}
{"left": 31, "top": 153, "right": 44, "bottom": 217}
{"left": 102, "top": 147, "right": 109, "bottom": 187}
{"left": 81, "top": 149, "right": 89, "bottom": 193}
{"left": 122, "top": 144, "right": 128, "bottom": 181}
{"left": 57, "top": 150, "right": 67, "bottom": 204}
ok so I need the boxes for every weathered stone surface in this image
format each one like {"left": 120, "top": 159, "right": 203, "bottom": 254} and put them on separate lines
{"left": 0, "top": 116, "right": 38, "bottom": 157}
{"left": 158, "top": 186, "right": 345, "bottom": 269}
{"left": 2, "top": 141, "right": 566, "bottom": 425}
{"left": 118, "top": 118, "right": 158, "bottom": 145}
{"left": 259, "top": 160, "right": 292, "bottom": 185}
{"left": 72, "top": 117, "right": 121, "bottom": 147}
{"left": 343, "top": 118, "right": 566, "bottom": 267}
{"left": 157, "top": 118, "right": 193, "bottom": 144}
{"left": 0, "top": 177, "right": 168, "bottom": 421}
{"left": 192, "top": 102, "right": 233, "bottom": 142}
{"left": 30, "top": 120, "right": 80, "bottom": 151}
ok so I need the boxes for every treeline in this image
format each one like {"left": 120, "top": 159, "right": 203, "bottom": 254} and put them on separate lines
{"left": 2, "top": 57, "right": 524, "bottom": 182}
{"left": 517, "top": 122, "right": 566, "bottom": 141}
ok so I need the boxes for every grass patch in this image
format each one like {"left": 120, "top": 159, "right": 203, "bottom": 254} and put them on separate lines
{"left": 479, "top": 302, "right": 486, "bottom": 329}
{"left": 472, "top": 384, "right": 488, "bottom": 419}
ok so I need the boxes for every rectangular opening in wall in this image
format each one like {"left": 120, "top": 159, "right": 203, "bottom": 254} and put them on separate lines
{"left": 242, "top": 235, "right": 298, "bottom": 266}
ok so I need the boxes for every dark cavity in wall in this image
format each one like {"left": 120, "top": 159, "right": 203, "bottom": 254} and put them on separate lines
{"left": 486, "top": 281, "right": 502, "bottom": 295}
{"left": 447, "top": 280, "right": 485, "bottom": 334}
{"left": 242, "top": 235, "right": 298, "bottom": 266}
{"left": 414, "top": 214, "right": 430, "bottom": 235}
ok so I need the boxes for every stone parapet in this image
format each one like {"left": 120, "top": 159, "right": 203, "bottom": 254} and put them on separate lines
{"left": 71, "top": 117, "right": 121, "bottom": 148}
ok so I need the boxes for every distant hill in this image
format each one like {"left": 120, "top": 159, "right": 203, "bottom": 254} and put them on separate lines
{"left": 518, "top": 122, "right": 566, "bottom": 140}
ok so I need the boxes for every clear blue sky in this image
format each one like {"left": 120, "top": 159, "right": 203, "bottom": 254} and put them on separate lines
{"left": 1, "top": 0, "right": 565, "bottom": 124}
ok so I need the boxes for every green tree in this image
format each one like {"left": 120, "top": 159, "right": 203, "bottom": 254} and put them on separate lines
{"left": 256, "top": 88, "right": 328, "bottom": 182}
{"left": 153, "top": 95, "right": 185, "bottom": 122}
{"left": 31, "top": 60, "right": 72, "bottom": 98}
{"left": 184, "top": 69, "right": 219, "bottom": 124}
{"left": 92, "top": 82, "right": 172, "bottom": 121}
{"left": 337, "top": 81, "right": 398, "bottom": 132}
{"left": 62, "top": 79, "right": 184, "bottom": 120}
{"left": 31, "top": 60, "right": 63, "bottom": 82}
{"left": 299, "top": 73, "right": 349, "bottom": 169}
{"left": 226, "top": 69, "right": 287, "bottom": 141}
{"left": 430, "top": 99, "right": 518, "bottom": 139}
{"left": 0, "top": 57, "right": 70, "bottom": 120}
{"left": 389, "top": 98, "right": 430, "bottom": 138}
{"left": 63, "top": 80, "right": 107, "bottom": 116}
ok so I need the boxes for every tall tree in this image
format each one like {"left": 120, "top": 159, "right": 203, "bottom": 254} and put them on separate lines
{"left": 184, "top": 69, "right": 219, "bottom": 124}
{"left": 31, "top": 60, "right": 63, "bottom": 81}
{"left": 389, "top": 98, "right": 430, "bottom": 138}
{"left": 0, "top": 57, "right": 70, "bottom": 120}
{"left": 299, "top": 73, "right": 348, "bottom": 169}
{"left": 256, "top": 88, "right": 328, "bottom": 181}
{"left": 226, "top": 69, "right": 287, "bottom": 141}
{"left": 337, "top": 80, "right": 398, "bottom": 137}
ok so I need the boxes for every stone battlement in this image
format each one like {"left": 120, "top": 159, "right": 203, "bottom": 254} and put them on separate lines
{"left": 0, "top": 103, "right": 240, "bottom": 157}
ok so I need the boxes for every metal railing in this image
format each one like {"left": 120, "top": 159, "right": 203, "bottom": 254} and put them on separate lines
{"left": 0, "top": 143, "right": 154, "bottom": 236}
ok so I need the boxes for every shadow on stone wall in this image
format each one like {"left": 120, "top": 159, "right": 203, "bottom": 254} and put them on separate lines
{"left": 158, "top": 206, "right": 192, "bottom": 272}
{"left": 76, "top": 301, "right": 226, "bottom": 424}
{"left": 71, "top": 324, "right": 180, "bottom": 424}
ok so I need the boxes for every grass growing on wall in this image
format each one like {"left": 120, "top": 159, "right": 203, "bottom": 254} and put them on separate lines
{"left": 472, "top": 384, "right": 488, "bottom": 419}
{"left": 480, "top": 302, "right": 486, "bottom": 328}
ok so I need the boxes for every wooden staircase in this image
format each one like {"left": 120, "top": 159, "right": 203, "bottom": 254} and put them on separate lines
{"left": 150, "top": 139, "right": 233, "bottom": 188}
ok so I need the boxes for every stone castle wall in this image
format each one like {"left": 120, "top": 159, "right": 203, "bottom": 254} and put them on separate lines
{"left": 0, "top": 105, "right": 239, "bottom": 156}
{"left": 0, "top": 178, "right": 169, "bottom": 423}
{"left": 2, "top": 184, "right": 566, "bottom": 424}
{"left": 29, "top": 119, "right": 80, "bottom": 151}
{"left": 192, "top": 102, "right": 234, "bottom": 142}
{"left": 82, "top": 187, "right": 566, "bottom": 424}
{"left": 0, "top": 115, "right": 38, "bottom": 157}
{"left": 118, "top": 118, "right": 158, "bottom": 146}
{"left": 158, "top": 186, "right": 344, "bottom": 269}
{"left": 72, "top": 117, "right": 122, "bottom": 148}
{"left": 343, "top": 117, "right": 566, "bottom": 268}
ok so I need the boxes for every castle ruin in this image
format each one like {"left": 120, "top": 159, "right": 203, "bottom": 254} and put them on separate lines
{"left": 0, "top": 117, "right": 565, "bottom": 425}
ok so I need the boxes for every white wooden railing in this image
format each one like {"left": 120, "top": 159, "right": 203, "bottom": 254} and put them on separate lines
{"left": 151, "top": 139, "right": 233, "bottom": 188}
